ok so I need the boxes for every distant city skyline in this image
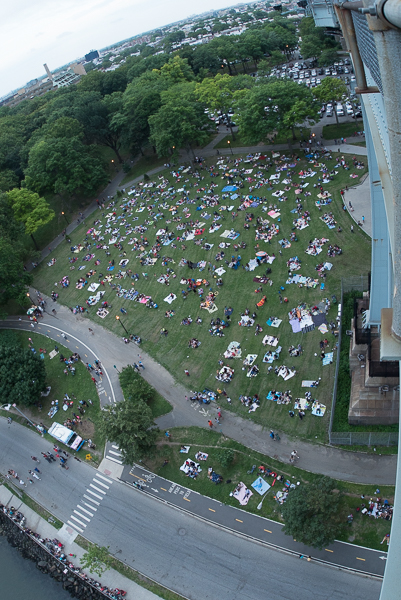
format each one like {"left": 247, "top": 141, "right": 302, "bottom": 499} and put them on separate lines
{"left": 1, "top": 0, "right": 254, "bottom": 99}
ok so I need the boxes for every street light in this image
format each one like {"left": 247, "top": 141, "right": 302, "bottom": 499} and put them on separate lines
{"left": 61, "top": 211, "right": 69, "bottom": 224}
{"left": 115, "top": 315, "right": 128, "bottom": 335}
{"left": 27, "top": 292, "right": 36, "bottom": 306}
{"left": 227, "top": 140, "right": 233, "bottom": 155}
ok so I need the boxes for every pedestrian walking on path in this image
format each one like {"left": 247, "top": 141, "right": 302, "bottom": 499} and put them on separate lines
{"left": 88, "top": 328, "right": 94, "bottom": 335}
{"left": 184, "top": 369, "right": 190, "bottom": 376}
{"left": 290, "top": 450, "right": 299, "bottom": 463}
{"left": 208, "top": 420, "right": 213, "bottom": 428}
{"left": 139, "top": 361, "right": 145, "bottom": 369}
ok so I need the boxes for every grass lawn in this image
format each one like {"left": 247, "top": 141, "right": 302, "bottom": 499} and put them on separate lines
{"left": 120, "top": 154, "right": 169, "bottom": 186}
{"left": 32, "top": 149, "right": 370, "bottom": 444}
{"left": 0, "top": 330, "right": 105, "bottom": 462}
{"left": 143, "top": 428, "right": 393, "bottom": 551}
{"left": 322, "top": 120, "right": 364, "bottom": 140}
{"left": 216, "top": 127, "right": 310, "bottom": 149}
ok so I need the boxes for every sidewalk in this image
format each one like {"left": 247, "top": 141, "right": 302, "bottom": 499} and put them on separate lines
{"left": 0, "top": 485, "right": 158, "bottom": 599}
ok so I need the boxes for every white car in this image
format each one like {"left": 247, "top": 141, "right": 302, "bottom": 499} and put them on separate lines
{"left": 351, "top": 75, "right": 356, "bottom": 82}
{"left": 316, "top": 78, "right": 321, "bottom": 85}
{"left": 311, "top": 69, "right": 317, "bottom": 76}
{"left": 347, "top": 106, "right": 353, "bottom": 115}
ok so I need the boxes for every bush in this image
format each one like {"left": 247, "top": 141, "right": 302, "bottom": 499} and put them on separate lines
{"left": 216, "top": 449, "right": 234, "bottom": 468}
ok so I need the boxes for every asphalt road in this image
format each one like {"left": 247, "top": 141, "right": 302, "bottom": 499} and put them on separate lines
{"left": 0, "top": 420, "right": 383, "bottom": 600}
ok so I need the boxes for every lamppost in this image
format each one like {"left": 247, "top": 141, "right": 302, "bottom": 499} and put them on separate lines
{"left": 227, "top": 140, "right": 233, "bottom": 155}
{"left": 115, "top": 315, "right": 128, "bottom": 335}
{"left": 61, "top": 211, "right": 69, "bottom": 224}
{"left": 27, "top": 292, "right": 36, "bottom": 306}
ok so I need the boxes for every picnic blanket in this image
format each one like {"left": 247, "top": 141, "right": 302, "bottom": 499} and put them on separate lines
{"left": 262, "top": 335, "right": 279, "bottom": 347}
{"left": 232, "top": 482, "right": 253, "bottom": 506}
{"left": 312, "top": 401, "right": 326, "bottom": 416}
{"left": 164, "top": 293, "right": 177, "bottom": 304}
{"left": 252, "top": 477, "right": 271, "bottom": 496}
{"left": 224, "top": 341, "right": 242, "bottom": 359}
{"left": 266, "top": 318, "right": 282, "bottom": 328}
{"left": 302, "top": 380, "right": 320, "bottom": 388}
{"left": 322, "top": 352, "right": 334, "bottom": 366}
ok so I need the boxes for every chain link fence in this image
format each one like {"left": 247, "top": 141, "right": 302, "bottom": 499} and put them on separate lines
{"left": 330, "top": 431, "right": 398, "bottom": 446}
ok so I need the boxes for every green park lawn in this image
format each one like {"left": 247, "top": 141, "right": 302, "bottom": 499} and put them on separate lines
{"left": 33, "top": 149, "right": 371, "bottom": 444}
{"left": 322, "top": 120, "right": 364, "bottom": 140}
{"left": 144, "top": 427, "right": 393, "bottom": 551}
{"left": 0, "top": 330, "right": 104, "bottom": 461}
{"left": 216, "top": 127, "right": 311, "bottom": 149}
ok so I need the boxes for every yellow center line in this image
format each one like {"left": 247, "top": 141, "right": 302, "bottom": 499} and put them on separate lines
{"left": 264, "top": 529, "right": 272, "bottom": 533}
{"left": 236, "top": 519, "right": 243, "bottom": 523}
{"left": 160, "top": 487, "right": 167, "bottom": 491}
{"left": 325, "top": 549, "right": 334, "bottom": 553}
{"left": 132, "top": 475, "right": 147, "bottom": 482}
{"left": 76, "top": 346, "right": 79, "bottom": 349}
{"left": 356, "top": 557, "right": 365, "bottom": 561}
{"left": 208, "top": 508, "right": 216, "bottom": 512}
{"left": 184, "top": 498, "right": 190, "bottom": 502}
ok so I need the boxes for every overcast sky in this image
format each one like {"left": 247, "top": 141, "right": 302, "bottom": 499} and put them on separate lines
{"left": 0, "top": 0, "right": 252, "bottom": 98}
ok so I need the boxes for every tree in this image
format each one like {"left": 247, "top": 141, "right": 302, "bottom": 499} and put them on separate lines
{"left": 24, "top": 137, "right": 108, "bottom": 199}
{"left": 149, "top": 82, "right": 210, "bottom": 158}
{"left": 7, "top": 188, "right": 55, "bottom": 249}
{"left": 234, "top": 80, "right": 316, "bottom": 144}
{"left": 281, "top": 476, "right": 344, "bottom": 548}
{"left": 282, "top": 98, "right": 320, "bottom": 140}
{"left": 80, "top": 544, "right": 112, "bottom": 577}
{"left": 0, "top": 194, "right": 32, "bottom": 313}
{"left": 0, "top": 346, "right": 47, "bottom": 406}
{"left": 98, "top": 395, "right": 157, "bottom": 464}
{"left": 318, "top": 49, "right": 339, "bottom": 67}
{"left": 314, "top": 77, "right": 348, "bottom": 124}
{"left": 196, "top": 73, "right": 254, "bottom": 140}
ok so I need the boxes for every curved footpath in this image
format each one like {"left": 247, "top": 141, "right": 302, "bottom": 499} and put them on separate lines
{"left": 2, "top": 298, "right": 396, "bottom": 485}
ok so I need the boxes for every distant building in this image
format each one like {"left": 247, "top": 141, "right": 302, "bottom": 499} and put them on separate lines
{"left": 85, "top": 50, "right": 99, "bottom": 62}
{"left": 70, "top": 62, "right": 87, "bottom": 76}
{"left": 43, "top": 63, "right": 53, "bottom": 81}
{"left": 52, "top": 69, "right": 81, "bottom": 88}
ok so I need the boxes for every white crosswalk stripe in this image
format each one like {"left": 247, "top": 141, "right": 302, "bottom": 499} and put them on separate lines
{"left": 108, "top": 450, "right": 122, "bottom": 457}
{"left": 77, "top": 505, "right": 94, "bottom": 517}
{"left": 70, "top": 515, "right": 87, "bottom": 527}
{"left": 73, "top": 510, "right": 91, "bottom": 522}
{"left": 67, "top": 520, "right": 84, "bottom": 533}
{"left": 92, "top": 478, "right": 109, "bottom": 489}
{"left": 105, "top": 455, "right": 123, "bottom": 464}
{"left": 68, "top": 470, "right": 113, "bottom": 530}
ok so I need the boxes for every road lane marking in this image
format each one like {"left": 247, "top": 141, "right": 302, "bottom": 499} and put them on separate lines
{"left": 86, "top": 489, "right": 103, "bottom": 500}
{"left": 111, "top": 445, "right": 120, "bottom": 450}
{"left": 83, "top": 502, "right": 97, "bottom": 511}
{"left": 264, "top": 529, "right": 272, "bottom": 533}
{"left": 184, "top": 497, "right": 190, "bottom": 502}
{"left": 90, "top": 483, "right": 106, "bottom": 494}
{"left": 73, "top": 510, "right": 91, "bottom": 522}
{"left": 70, "top": 515, "right": 87, "bottom": 527}
{"left": 84, "top": 494, "right": 99, "bottom": 505}
{"left": 96, "top": 474, "right": 113, "bottom": 484}
{"left": 106, "top": 456, "right": 123, "bottom": 464}
{"left": 160, "top": 487, "right": 167, "bottom": 491}
{"left": 208, "top": 508, "right": 215, "bottom": 512}
{"left": 77, "top": 505, "right": 94, "bottom": 517}
{"left": 236, "top": 519, "right": 243, "bottom": 523}
{"left": 356, "top": 557, "right": 366, "bottom": 561}
{"left": 92, "top": 479, "right": 109, "bottom": 489}
{"left": 67, "top": 520, "right": 84, "bottom": 533}
{"left": 325, "top": 549, "right": 334, "bottom": 553}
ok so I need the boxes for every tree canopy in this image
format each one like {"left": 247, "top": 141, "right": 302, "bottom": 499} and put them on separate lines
{"left": 281, "top": 476, "right": 344, "bottom": 548}
{"left": 0, "top": 345, "right": 47, "bottom": 406}
{"left": 98, "top": 367, "right": 157, "bottom": 464}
